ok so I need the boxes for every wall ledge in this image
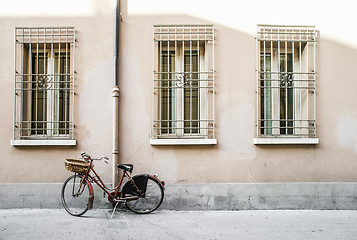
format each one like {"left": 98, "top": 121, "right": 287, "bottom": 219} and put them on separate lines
{"left": 254, "top": 138, "right": 319, "bottom": 145}
{"left": 11, "top": 140, "right": 77, "bottom": 146}
{"left": 150, "top": 138, "right": 217, "bottom": 146}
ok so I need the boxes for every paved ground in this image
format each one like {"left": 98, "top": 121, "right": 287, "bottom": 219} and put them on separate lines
{"left": 1, "top": 209, "right": 357, "bottom": 240}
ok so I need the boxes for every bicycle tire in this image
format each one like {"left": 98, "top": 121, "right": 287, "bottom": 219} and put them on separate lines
{"left": 61, "top": 174, "right": 90, "bottom": 216}
{"left": 125, "top": 176, "right": 164, "bottom": 214}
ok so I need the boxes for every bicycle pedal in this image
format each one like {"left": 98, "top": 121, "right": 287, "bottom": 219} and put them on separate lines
{"left": 103, "top": 192, "right": 106, "bottom": 198}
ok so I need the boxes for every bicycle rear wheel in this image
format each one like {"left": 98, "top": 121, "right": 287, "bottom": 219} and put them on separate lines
{"left": 61, "top": 174, "right": 90, "bottom": 216}
{"left": 125, "top": 176, "right": 164, "bottom": 214}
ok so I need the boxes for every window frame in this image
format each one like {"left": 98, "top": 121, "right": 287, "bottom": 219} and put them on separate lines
{"left": 12, "top": 27, "right": 76, "bottom": 146}
{"left": 151, "top": 25, "right": 216, "bottom": 145}
{"left": 28, "top": 49, "right": 71, "bottom": 137}
{"left": 158, "top": 45, "right": 205, "bottom": 137}
{"left": 255, "top": 25, "right": 319, "bottom": 145}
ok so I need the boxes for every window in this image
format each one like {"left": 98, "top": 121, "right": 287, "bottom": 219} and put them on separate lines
{"left": 13, "top": 27, "right": 75, "bottom": 145}
{"left": 255, "top": 25, "right": 318, "bottom": 144}
{"left": 151, "top": 25, "right": 216, "bottom": 145}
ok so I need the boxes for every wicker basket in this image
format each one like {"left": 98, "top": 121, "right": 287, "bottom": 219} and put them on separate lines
{"left": 65, "top": 159, "right": 90, "bottom": 174}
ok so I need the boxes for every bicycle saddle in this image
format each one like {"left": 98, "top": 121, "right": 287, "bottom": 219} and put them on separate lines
{"left": 117, "top": 164, "right": 133, "bottom": 173}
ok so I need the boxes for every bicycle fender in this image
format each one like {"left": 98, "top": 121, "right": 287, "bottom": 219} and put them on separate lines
{"left": 149, "top": 174, "right": 166, "bottom": 190}
{"left": 85, "top": 178, "right": 94, "bottom": 210}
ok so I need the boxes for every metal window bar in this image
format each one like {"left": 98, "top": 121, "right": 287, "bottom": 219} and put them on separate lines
{"left": 257, "top": 25, "right": 316, "bottom": 138}
{"left": 14, "top": 27, "right": 75, "bottom": 140}
{"left": 152, "top": 25, "right": 215, "bottom": 139}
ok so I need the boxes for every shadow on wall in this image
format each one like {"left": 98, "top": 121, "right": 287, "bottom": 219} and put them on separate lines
{"left": 318, "top": 38, "right": 357, "bottom": 156}
{"left": 119, "top": 14, "right": 258, "bottom": 183}
{"left": 119, "top": 13, "right": 256, "bottom": 144}
{"left": 119, "top": 14, "right": 357, "bottom": 183}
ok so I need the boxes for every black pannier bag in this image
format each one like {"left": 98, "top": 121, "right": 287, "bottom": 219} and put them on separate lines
{"left": 122, "top": 174, "right": 149, "bottom": 196}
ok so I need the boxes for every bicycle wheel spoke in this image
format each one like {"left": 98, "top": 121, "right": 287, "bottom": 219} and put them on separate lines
{"left": 61, "top": 175, "right": 90, "bottom": 216}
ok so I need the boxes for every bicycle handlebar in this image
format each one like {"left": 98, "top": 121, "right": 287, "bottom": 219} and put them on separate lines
{"left": 81, "top": 152, "right": 91, "bottom": 160}
{"left": 81, "top": 152, "right": 109, "bottom": 164}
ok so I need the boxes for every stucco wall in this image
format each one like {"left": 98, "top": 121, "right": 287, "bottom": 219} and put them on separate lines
{"left": 0, "top": 0, "right": 357, "bottom": 185}
{"left": 118, "top": 12, "right": 357, "bottom": 184}
{"left": 0, "top": 3, "right": 115, "bottom": 183}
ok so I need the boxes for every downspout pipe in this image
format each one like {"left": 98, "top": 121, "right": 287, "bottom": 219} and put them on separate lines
{"left": 114, "top": 0, "right": 119, "bottom": 86}
{"left": 112, "top": 0, "right": 120, "bottom": 187}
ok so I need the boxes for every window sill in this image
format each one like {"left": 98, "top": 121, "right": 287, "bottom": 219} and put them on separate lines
{"left": 11, "top": 139, "right": 77, "bottom": 146}
{"left": 254, "top": 138, "right": 319, "bottom": 145}
{"left": 150, "top": 138, "right": 217, "bottom": 146}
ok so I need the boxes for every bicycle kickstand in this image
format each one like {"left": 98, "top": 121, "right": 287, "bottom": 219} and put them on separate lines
{"left": 111, "top": 202, "right": 120, "bottom": 219}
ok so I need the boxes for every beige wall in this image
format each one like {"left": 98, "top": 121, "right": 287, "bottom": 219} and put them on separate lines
{"left": 118, "top": 13, "right": 357, "bottom": 184}
{"left": 1, "top": 0, "right": 357, "bottom": 184}
{"left": 0, "top": 11, "right": 115, "bottom": 183}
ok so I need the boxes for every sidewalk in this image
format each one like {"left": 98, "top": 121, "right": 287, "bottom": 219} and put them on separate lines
{"left": 1, "top": 209, "right": 357, "bottom": 240}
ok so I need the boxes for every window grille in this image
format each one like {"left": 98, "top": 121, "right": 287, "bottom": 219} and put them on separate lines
{"left": 152, "top": 25, "right": 215, "bottom": 139}
{"left": 256, "top": 25, "right": 317, "bottom": 138}
{"left": 14, "top": 27, "right": 75, "bottom": 140}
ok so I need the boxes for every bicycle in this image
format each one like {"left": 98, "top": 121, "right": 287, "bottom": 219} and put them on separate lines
{"left": 61, "top": 152, "right": 165, "bottom": 216}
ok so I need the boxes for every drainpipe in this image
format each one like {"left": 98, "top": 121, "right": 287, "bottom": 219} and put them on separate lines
{"left": 112, "top": 0, "right": 120, "bottom": 187}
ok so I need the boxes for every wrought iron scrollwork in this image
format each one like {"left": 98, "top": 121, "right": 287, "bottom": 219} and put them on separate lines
{"left": 176, "top": 73, "right": 190, "bottom": 88}
{"left": 36, "top": 75, "right": 52, "bottom": 89}
{"left": 280, "top": 73, "right": 293, "bottom": 88}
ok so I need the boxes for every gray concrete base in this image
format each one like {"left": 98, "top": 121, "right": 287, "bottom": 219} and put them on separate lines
{"left": 1, "top": 182, "right": 357, "bottom": 210}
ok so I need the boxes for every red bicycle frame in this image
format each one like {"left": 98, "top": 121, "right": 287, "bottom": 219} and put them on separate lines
{"left": 78, "top": 158, "right": 163, "bottom": 207}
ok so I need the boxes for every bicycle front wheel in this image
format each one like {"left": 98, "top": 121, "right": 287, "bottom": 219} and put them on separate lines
{"left": 61, "top": 174, "right": 90, "bottom": 216}
{"left": 125, "top": 176, "right": 164, "bottom": 214}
